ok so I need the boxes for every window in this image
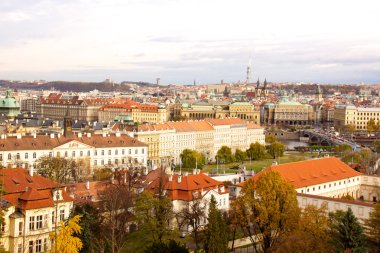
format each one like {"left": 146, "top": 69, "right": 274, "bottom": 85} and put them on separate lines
{"left": 29, "top": 216, "right": 35, "bottom": 231}
{"left": 43, "top": 239, "right": 47, "bottom": 252}
{"left": 33, "top": 152, "right": 36, "bottom": 159}
{"left": 0, "top": 154, "right": 2, "bottom": 161}
{"left": 56, "top": 152, "right": 60, "bottom": 157}
{"left": 17, "top": 243, "right": 22, "bottom": 253}
{"left": 87, "top": 150, "right": 90, "bottom": 156}
{"left": 36, "top": 215, "right": 43, "bottom": 229}
{"left": 16, "top": 153, "right": 20, "bottom": 159}
{"left": 8, "top": 153, "right": 11, "bottom": 160}
{"left": 115, "top": 149, "right": 118, "bottom": 155}
{"left": 65, "top": 151, "right": 68, "bottom": 157}
{"left": 44, "top": 214, "right": 48, "bottom": 228}
{"left": 60, "top": 210, "right": 65, "bottom": 221}
{"left": 108, "top": 159, "right": 111, "bottom": 165}
{"left": 122, "top": 149, "right": 125, "bottom": 155}
{"left": 49, "top": 152, "right": 52, "bottom": 157}
{"left": 135, "top": 149, "right": 138, "bottom": 155}
{"left": 129, "top": 149, "right": 131, "bottom": 155}
{"left": 36, "top": 239, "right": 42, "bottom": 253}
{"left": 95, "top": 150, "right": 98, "bottom": 156}
{"left": 80, "top": 151, "right": 83, "bottom": 156}
{"left": 94, "top": 160, "right": 97, "bottom": 166}
{"left": 51, "top": 211, "right": 55, "bottom": 224}
{"left": 142, "top": 148, "right": 145, "bottom": 154}
{"left": 72, "top": 151, "right": 75, "bottom": 157}
{"left": 18, "top": 221, "right": 23, "bottom": 236}
{"left": 101, "top": 150, "right": 104, "bottom": 156}
{"left": 29, "top": 241, "right": 34, "bottom": 253}
{"left": 101, "top": 160, "right": 104, "bottom": 165}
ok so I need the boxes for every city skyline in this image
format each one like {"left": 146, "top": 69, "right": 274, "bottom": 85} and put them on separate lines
{"left": 1, "top": 0, "right": 380, "bottom": 84}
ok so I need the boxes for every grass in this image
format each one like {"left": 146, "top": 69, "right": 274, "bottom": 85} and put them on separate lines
{"left": 174, "top": 152, "right": 320, "bottom": 174}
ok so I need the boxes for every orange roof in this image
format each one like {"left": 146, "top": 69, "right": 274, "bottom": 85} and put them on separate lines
{"left": 247, "top": 122, "right": 261, "bottom": 129}
{"left": 206, "top": 118, "right": 246, "bottom": 126}
{"left": 147, "top": 173, "right": 228, "bottom": 201}
{"left": 1, "top": 168, "right": 73, "bottom": 210}
{"left": 241, "top": 157, "right": 361, "bottom": 188}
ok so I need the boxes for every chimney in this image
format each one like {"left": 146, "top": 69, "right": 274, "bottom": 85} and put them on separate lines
{"left": 78, "top": 132, "right": 82, "bottom": 138}
{"left": 102, "top": 132, "right": 107, "bottom": 137}
{"left": 87, "top": 132, "right": 91, "bottom": 138}
{"left": 32, "top": 133, "right": 36, "bottom": 138}
{"left": 115, "top": 132, "right": 121, "bottom": 137}
{"left": 57, "top": 133, "right": 61, "bottom": 138}
{"left": 16, "top": 133, "right": 22, "bottom": 139}
{"left": 272, "top": 161, "right": 278, "bottom": 165}
{"left": 85, "top": 180, "right": 90, "bottom": 190}
{"left": 177, "top": 175, "right": 182, "bottom": 183}
{"left": 168, "top": 174, "right": 173, "bottom": 182}
{"left": 29, "top": 167, "right": 34, "bottom": 177}
{"left": 50, "top": 133, "right": 55, "bottom": 139}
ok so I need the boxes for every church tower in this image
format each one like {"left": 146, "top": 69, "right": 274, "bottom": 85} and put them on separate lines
{"left": 63, "top": 107, "right": 73, "bottom": 138}
{"left": 316, "top": 84, "right": 323, "bottom": 102}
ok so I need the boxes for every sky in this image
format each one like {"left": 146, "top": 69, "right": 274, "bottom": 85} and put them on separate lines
{"left": 0, "top": 0, "right": 380, "bottom": 84}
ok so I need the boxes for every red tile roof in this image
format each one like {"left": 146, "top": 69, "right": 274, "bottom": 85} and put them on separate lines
{"left": 147, "top": 173, "right": 228, "bottom": 201}
{"left": 0, "top": 168, "right": 72, "bottom": 210}
{"left": 241, "top": 157, "right": 361, "bottom": 188}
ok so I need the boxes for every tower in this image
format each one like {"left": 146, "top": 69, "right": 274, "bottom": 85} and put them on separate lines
{"left": 156, "top": 78, "right": 160, "bottom": 98}
{"left": 246, "top": 58, "right": 252, "bottom": 84}
{"left": 316, "top": 84, "right": 323, "bottom": 102}
{"left": 262, "top": 78, "right": 268, "bottom": 98}
{"left": 255, "top": 78, "right": 261, "bottom": 98}
{"left": 63, "top": 106, "right": 73, "bottom": 138}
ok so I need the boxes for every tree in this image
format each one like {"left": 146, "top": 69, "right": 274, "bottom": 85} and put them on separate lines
{"left": 373, "top": 140, "right": 380, "bottom": 154}
{"left": 265, "top": 135, "right": 276, "bottom": 144}
{"left": 342, "top": 148, "right": 379, "bottom": 174}
{"left": 203, "top": 196, "right": 229, "bottom": 253}
{"left": 365, "top": 203, "right": 380, "bottom": 251}
{"left": 144, "top": 240, "right": 189, "bottom": 253}
{"left": 345, "top": 124, "right": 356, "bottom": 133}
{"left": 329, "top": 208, "right": 367, "bottom": 253}
{"left": 266, "top": 141, "right": 286, "bottom": 159}
{"left": 97, "top": 183, "right": 135, "bottom": 253}
{"left": 134, "top": 191, "right": 176, "bottom": 248}
{"left": 49, "top": 215, "right": 83, "bottom": 253}
{"left": 274, "top": 204, "right": 333, "bottom": 253}
{"left": 176, "top": 197, "right": 206, "bottom": 251}
{"left": 234, "top": 149, "right": 247, "bottom": 163}
{"left": 216, "top": 146, "right": 233, "bottom": 163}
{"left": 246, "top": 142, "right": 266, "bottom": 161}
{"left": 335, "top": 144, "right": 352, "bottom": 155}
{"left": 180, "top": 149, "right": 206, "bottom": 169}
{"left": 236, "top": 171, "right": 299, "bottom": 252}
{"left": 37, "top": 156, "right": 89, "bottom": 184}
{"left": 367, "top": 119, "right": 377, "bottom": 133}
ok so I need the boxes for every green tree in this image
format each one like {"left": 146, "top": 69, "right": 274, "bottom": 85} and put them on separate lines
{"left": 234, "top": 149, "right": 247, "bottom": 163}
{"left": 236, "top": 171, "right": 300, "bottom": 252}
{"left": 180, "top": 149, "right": 206, "bottom": 169}
{"left": 266, "top": 141, "right": 286, "bottom": 159}
{"left": 373, "top": 140, "right": 380, "bottom": 154}
{"left": 265, "top": 135, "right": 277, "bottom": 143}
{"left": 144, "top": 240, "right": 189, "bottom": 253}
{"left": 329, "top": 208, "right": 367, "bottom": 253}
{"left": 134, "top": 191, "right": 176, "bottom": 248}
{"left": 335, "top": 144, "right": 352, "bottom": 154}
{"left": 364, "top": 203, "right": 380, "bottom": 251}
{"left": 216, "top": 146, "right": 233, "bottom": 163}
{"left": 246, "top": 142, "right": 266, "bottom": 161}
{"left": 367, "top": 119, "right": 377, "bottom": 133}
{"left": 49, "top": 215, "right": 83, "bottom": 253}
{"left": 203, "top": 196, "right": 229, "bottom": 253}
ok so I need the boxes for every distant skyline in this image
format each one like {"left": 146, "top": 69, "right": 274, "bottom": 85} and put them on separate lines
{"left": 1, "top": 0, "right": 380, "bottom": 84}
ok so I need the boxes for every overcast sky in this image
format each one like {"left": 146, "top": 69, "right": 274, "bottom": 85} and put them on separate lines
{"left": 0, "top": 0, "right": 379, "bottom": 84}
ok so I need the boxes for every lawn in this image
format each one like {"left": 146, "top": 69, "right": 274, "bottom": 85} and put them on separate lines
{"left": 174, "top": 152, "right": 321, "bottom": 174}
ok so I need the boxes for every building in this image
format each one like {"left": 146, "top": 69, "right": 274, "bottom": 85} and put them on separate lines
{"left": 263, "top": 91, "right": 316, "bottom": 126}
{"left": 334, "top": 105, "right": 380, "bottom": 131}
{"left": 146, "top": 170, "right": 229, "bottom": 233}
{"left": 0, "top": 90, "right": 20, "bottom": 119}
{"left": 235, "top": 157, "right": 379, "bottom": 219}
{"left": 98, "top": 101, "right": 169, "bottom": 123}
{"left": 117, "top": 118, "right": 265, "bottom": 166}
{"left": 20, "top": 98, "right": 38, "bottom": 113}
{"left": 173, "top": 101, "right": 260, "bottom": 125}
{"left": 36, "top": 94, "right": 111, "bottom": 122}
{"left": 0, "top": 168, "right": 73, "bottom": 253}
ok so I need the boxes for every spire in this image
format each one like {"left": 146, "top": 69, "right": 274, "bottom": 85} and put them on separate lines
{"left": 256, "top": 78, "right": 260, "bottom": 89}
{"left": 263, "top": 78, "right": 267, "bottom": 89}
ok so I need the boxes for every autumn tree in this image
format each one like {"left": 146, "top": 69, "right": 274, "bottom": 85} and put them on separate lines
{"left": 329, "top": 208, "right": 367, "bottom": 253}
{"left": 176, "top": 197, "right": 206, "bottom": 251}
{"left": 275, "top": 204, "right": 333, "bottom": 253}
{"left": 180, "top": 149, "right": 206, "bottom": 169}
{"left": 236, "top": 171, "right": 299, "bottom": 253}
{"left": 367, "top": 119, "right": 378, "bottom": 133}
{"left": 144, "top": 240, "right": 189, "bottom": 253}
{"left": 335, "top": 144, "right": 352, "bottom": 155}
{"left": 266, "top": 141, "right": 286, "bottom": 159}
{"left": 246, "top": 142, "right": 266, "bottom": 161}
{"left": 216, "top": 146, "right": 233, "bottom": 163}
{"left": 203, "top": 196, "right": 229, "bottom": 253}
{"left": 234, "top": 149, "right": 247, "bottom": 163}
{"left": 265, "top": 134, "right": 276, "bottom": 143}
{"left": 37, "top": 156, "right": 89, "bottom": 183}
{"left": 49, "top": 215, "right": 83, "bottom": 253}
{"left": 345, "top": 124, "right": 356, "bottom": 133}
{"left": 342, "top": 148, "right": 379, "bottom": 174}
{"left": 365, "top": 203, "right": 380, "bottom": 251}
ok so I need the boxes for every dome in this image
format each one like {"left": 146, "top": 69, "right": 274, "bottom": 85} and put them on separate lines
{"left": 0, "top": 90, "right": 20, "bottom": 108}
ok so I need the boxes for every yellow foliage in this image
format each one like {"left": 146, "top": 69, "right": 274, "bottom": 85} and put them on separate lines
{"left": 49, "top": 215, "right": 83, "bottom": 253}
